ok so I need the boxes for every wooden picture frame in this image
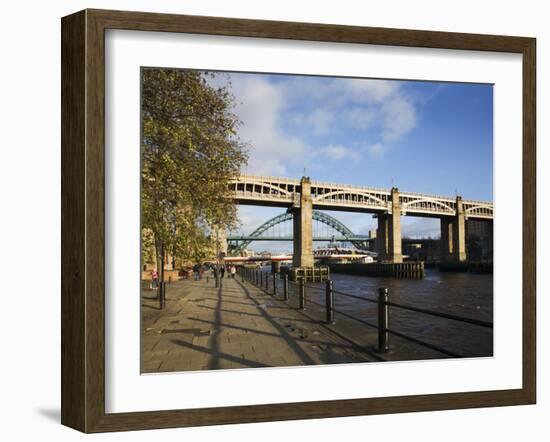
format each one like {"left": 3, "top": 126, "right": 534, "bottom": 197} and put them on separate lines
{"left": 61, "top": 8, "right": 536, "bottom": 433}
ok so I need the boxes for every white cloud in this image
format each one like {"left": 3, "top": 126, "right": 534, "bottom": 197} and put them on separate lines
{"left": 213, "top": 74, "right": 310, "bottom": 176}
{"left": 381, "top": 96, "right": 417, "bottom": 143}
{"left": 340, "top": 78, "right": 399, "bottom": 103}
{"left": 347, "top": 107, "right": 377, "bottom": 129}
{"left": 320, "top": 144, "right": 360, "bottom": 160}
{"left": 210, "top": 73, "right": 419, "bottom": 176}
{"left": 282, "top": 77, "right": 399, "bottom": 106}
{"left": 285, "top": 77, "right": 417, "bottom": 154}
{"left": 306, "top": 108, "right": 334, "bottom": 135}
{"left": 364, "top": 142, "right": 386, "bottom": 156}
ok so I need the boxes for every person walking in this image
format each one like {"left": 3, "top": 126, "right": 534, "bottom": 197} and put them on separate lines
{"left": 230, "top": 265, "right": 236, "bottom": 279}
{"left": 220, "top": 266, "right": 225, "bottom": 279}
{"left": 150, "top": 268, "right": 158, "bottom": 289}
{"left": 193, "top": 263, "right": 200, "bottom": 281}
{"left": 198, "top": 264, "right": 204, "bottom": 280}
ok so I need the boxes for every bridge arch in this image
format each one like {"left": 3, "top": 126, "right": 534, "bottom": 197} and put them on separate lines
{"left": 314, "top": 190, "right": 387, "bottom": 207}
{"left": 402, "top": 198, "right": 455, "bottom": 215}
{"left": 229, "top": 210, "right": 368, "bottom": 255}
{"left": 465, "top": 204, "right": 494, "bottom": 218}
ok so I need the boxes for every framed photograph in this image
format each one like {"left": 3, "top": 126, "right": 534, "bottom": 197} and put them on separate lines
{"left": 61, "top": 9, "right": 536, "bottom": 432}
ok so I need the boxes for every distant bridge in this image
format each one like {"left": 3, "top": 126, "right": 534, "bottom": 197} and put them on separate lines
{"left": 227, "top": 210, "right": 372, "bottom": 255}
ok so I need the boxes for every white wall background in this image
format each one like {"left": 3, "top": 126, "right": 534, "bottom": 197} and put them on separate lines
{"left": 0, "top": 0, "right": 546, "bottom": 440}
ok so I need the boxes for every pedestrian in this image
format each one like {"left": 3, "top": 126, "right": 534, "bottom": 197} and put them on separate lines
{"left": 230, "top": 265, "right": 236, "bottom": 278}
{"left": 150, "top": 268, "right": 158, "bottom": 289}
{"left": 193, "top": 263, "right": 200, "bottom": 281}
{"left": 220, "top": 266, "right": 225, "bottom": 279}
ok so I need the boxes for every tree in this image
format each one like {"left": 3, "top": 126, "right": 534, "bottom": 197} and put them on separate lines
{"left": 141, "top": 68, "right": 248, "bottom": 285}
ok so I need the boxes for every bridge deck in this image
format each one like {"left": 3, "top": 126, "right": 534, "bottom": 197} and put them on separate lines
{"left": 231, "top": 175, "right": 493, "bottom": 219}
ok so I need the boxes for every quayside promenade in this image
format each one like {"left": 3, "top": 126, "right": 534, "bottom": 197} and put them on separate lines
{"left": 141, "top": 274, "right": 492, "bottom": 373}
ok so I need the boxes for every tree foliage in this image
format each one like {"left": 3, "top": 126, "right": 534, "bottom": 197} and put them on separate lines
{"left": 141, "top": 69, "right": 248, "bottom": 277}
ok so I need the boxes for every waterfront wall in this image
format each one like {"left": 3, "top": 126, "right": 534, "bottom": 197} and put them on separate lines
{"left": 328, "top": 262, "right": 425, "bottom": 279}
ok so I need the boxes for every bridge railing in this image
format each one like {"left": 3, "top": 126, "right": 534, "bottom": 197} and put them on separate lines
{"left": 237, "top": 266, "right": 492, "bottom": 359}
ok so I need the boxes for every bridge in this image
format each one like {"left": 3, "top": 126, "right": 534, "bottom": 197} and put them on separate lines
{"left": 230, "top": 175, "right": 494, "bottom": 266}
{"left": 227, "top": 210, "right": 372, "bottom": 255}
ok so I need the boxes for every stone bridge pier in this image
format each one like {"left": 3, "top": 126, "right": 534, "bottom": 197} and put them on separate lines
{"left": 376, "top": 187, "right": 403, "bottom": 263}
{"left": 375, "top": 192, "right": 469, "bottom": 264}
{"left": 440, "top": 196, "right": 467, "bottom": 263}
{"left": 292, "top": 177, "right": 314, "bottom": 268}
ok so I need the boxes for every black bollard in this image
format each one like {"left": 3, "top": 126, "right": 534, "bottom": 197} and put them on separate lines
{"left": 377, "top": 287, "right": 390, "bottom": 353}
{"left": 299, "top": 278, "right": 306, "bottom": 310}
{"left": 273, "top": 273, "right": 277, "bottom": 296}
{"left": 283, "top": 274, "right": 289, "bottom": 301}
{"left": 159, "top": 281, "right": 166, "bottom": 310}
{"left": 325, "top": 280, "right": 334, "bottom": 324}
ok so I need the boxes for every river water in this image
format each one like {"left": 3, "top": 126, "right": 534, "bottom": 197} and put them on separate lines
{"left": 275, "top": 268, "right": 494, "bottom": 359}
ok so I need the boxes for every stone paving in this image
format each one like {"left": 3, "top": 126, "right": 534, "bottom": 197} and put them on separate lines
{"left": 141, "top": 272, "right": 492, "bottom": 373}
{"left": 141, "top": 276, "right": 382, "bottom": 373}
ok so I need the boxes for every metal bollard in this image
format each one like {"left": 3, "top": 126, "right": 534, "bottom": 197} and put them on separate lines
{"left": 283, "top": 274, "right": 289, "bottom": 301}
{"left": 377, "top": 287, "right": 390, "bottom": 353}
{"left": 325, "top": 280, "right": 334, "bottom": 324}
{"left": 273, "top": 273, "right": 277, "bottom": 296}
{"left": 215, "top": 274, "right": 219, "bottom": 288}
{"left": 241, "top": 269, "right": 245, "bottom": 282}
{"left": 206, "top": 276, "right": 209, "bottom": 284}
{"left": 265, "top": 273, "right": 269, "bottom": 291}
{"left": 159, "top": 281, "right": 166, "bottom": 310}
{"left": 299, "top": 278, "right": 306, "bottom": 310}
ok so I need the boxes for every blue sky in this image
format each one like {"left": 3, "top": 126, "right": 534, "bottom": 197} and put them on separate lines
{"left": 208, "top": 72, "right": 493, "bottom": 252}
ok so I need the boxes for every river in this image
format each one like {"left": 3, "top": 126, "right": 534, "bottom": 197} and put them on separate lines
{"left": 265, "top": 267, "right": 494, "bottom": 360}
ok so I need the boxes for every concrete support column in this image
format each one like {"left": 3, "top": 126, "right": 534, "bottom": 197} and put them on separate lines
{"left": 389, "top": 188, "right": 403, "bottom": 263}
{"left": 440, "top": 217, "right": 454, "bottom": 262}
{"left": 292, "top": 177, "right": 314, "bottom": 268}
{"left": 439, "top": 197, "right": 467, "bottom": 263}
{"left": 377, "top": 213, "right": 389, "bottom": 260}
{"left": 376, "top": 188, "right": 402, "bottom": 263}
{"left": 487, "top": 220, "right": 494, "bottom": 261}
{"left": 453, "top": 196, "right": 467, "bottom": 262}
{"left": 212, "top": 226, "right": 228, "bottom": 258}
